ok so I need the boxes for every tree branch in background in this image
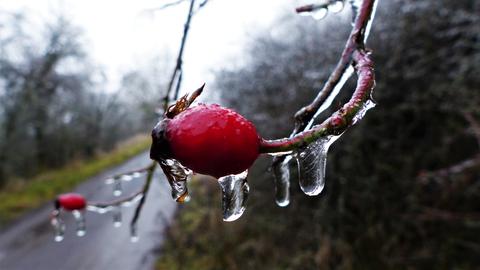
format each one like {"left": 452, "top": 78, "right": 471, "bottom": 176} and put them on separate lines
{"left": 464, "top": 112, "right": 480, "bottom": 147}
{"left": 162, "top": 0, "right": 197, "bottom": 112}
{"left": 272, "top": 0, "right": 377, "bottom": 168}
{"left": 260, "top": 49, "right": 375, "bottom": 153}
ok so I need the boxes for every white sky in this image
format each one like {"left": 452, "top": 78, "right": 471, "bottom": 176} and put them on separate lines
{"left": 1, "top": 0, "right": 299, "bottom": 97}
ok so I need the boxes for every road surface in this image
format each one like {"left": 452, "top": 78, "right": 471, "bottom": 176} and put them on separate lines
{"left": 0, "top": 152, "right": 177, "bottom": 270}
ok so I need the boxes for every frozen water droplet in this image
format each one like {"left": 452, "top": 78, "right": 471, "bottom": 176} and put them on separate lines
{"left": 72, "top": 210, "right": 86, "bottom": 237}
{"left": 112, "top": 206, "right": 122, "bottom": 228}
{"left": 120, "top": 193, "right": 143, "bottom": 207}
{"left": 311, "top": 8, "right": 328, "bottom": 20}
{"left": 352, "top": 99, "right": 376, "bottom": 125}
{"left": 50, "top": 210, "right": 65, "bottom": 242}
{"left": 272, "top": 156, "right": 291, "bottom": 207}
{"left": 105, "top": 178, "right": 114, "bottom": 184}
{"left": 161, "top": 159, "right": 192, "bottom": 202}
{"left": 130, "top": 225, "right": 139, "bottom": 242}
{"left": 54, "top": 235, "right": 64, "bottom": 242}
{"left": 267, "top": 150, "right": 293, "bottom": 157}
{"left": 328, "top": 1, "right": 344, "bottom": 13}
{"left": 113, "top": 178, "right": 122, "bottom": 196}
{"left": 132, "top": 172, "right": 142, "bottom": 178}
{"left": 121, "top": 175, "right": 133, "bottom": 181}
{"left": 86, "top": 205, "right": 110, "bottom": 214}
{"left": 295, "top": 135, "right": 340, "bottom": 196}
{"left": 131, "top": 236, "right": 139, "bottom": 243}
{"left": 218, "top": 170, "right": 249, "bottom": 221}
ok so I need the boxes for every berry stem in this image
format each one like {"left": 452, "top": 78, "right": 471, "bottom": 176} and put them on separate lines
{"left": 260, "top": 50, "right": 375, "bottom": 154}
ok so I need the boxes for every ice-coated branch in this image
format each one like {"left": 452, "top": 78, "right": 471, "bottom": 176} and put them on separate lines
{"left": 293, "top": 0, "right": 377, "bottom": 134}
{"left": 260, "top": 49, "right": 375, "bottom": 153}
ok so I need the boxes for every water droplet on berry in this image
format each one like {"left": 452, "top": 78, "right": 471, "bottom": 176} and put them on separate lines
{"left": 273, "top": 156, "right": 291, "bottom": 207}
{"left": 295, "top": 135, "right": 340, "bottom": 196}
{"left": 218, "top": 170, "right": 249, "bottom": 221}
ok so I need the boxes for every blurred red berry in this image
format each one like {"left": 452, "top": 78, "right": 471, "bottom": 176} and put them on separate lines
{"left": 56, "top": 193, "right": 87, "bottom": 211}
{"left": 164, "top": 104, "right": 260, "bottom": 178}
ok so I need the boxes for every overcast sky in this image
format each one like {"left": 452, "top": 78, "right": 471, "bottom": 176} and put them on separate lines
{"left": 2, "top": 0, "right": 301, "bottom": 97}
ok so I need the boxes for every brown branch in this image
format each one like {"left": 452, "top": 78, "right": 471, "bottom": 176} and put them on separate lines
{"left": 293, "top": 0, "right": 377, "bottom": 134}
{"left": 463, "top": 112, "right": 480, "bottom": 147}
{"left": 295, "top": 1, "right": 340, "bottom": 14}
{"left": 87, "top": 162, "right": 157, "bottom": 209}
{"left": 417, "top": 154, "right": 480, "bottom": 183}
{"left": 162, "top": 0, "right": 197, "bottom": 112}
{"left": 417, "top": 207, "right": 480, "bottom": 222}
{"left": 260, "top": 49, "right": 375, "bottom": 153}
{"left": 145, "top": 0, "right": 188, "bottom": 12}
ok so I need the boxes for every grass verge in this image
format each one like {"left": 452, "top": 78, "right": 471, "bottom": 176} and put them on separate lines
{"left": 0, "top": 134, "right": 151, "bottom": 227}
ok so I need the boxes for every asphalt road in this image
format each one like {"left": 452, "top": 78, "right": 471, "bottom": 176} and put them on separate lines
{"left": 0, "top": 152, "right": 177, "bottom": 270}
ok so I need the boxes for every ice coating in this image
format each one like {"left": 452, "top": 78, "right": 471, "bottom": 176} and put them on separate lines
{"left": 273, "top": 155, "right": 292, "bottom": 207}
{"left": 218, "top": 170, "right": 249, "bottom": 221}
{"left": 295, "top": 135, "right": 340, "bottom": 196}
{"left": 72, "top": 210, "right": 86, "bottom": 237}
{"left": 112, "top": 206, "right": 122, "bottom": 227}
{"left": 161, "top": 159, "right": 192, "bottom": 202}
{"left": 105, "top": 170, "right": 146, "bottom": 197}
{"left": 50, "top": 210, "right": 65, "bottom": 242}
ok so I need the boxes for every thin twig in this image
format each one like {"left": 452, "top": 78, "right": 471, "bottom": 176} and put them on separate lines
{"left": 417, "top": 207, "right": 480, "bottom": 222}
{"left": 162, "top": 0, "right": 197, "bottom": 112}
{"left": 261, "top": 49, "right": 375, "bottom": 153}
{"left": 272, "top": 0, "right": 377, "bottom": 165}
{"left": 294, "top": 0, "right": 377, "bottom": 133}
{"left": 464, "top": 112, "right": 480, "bottom": 147}
{"left": 146, "top": 0, "right": 188, "bottom": 12}
{"left": 130, "top": 162, "right": 156, "bottom": 236}
{"left": 418, "top": 154, "right": 480, "bottom": 183}
{"left": 88, "top": 162, "right": 157, "bottom": 208}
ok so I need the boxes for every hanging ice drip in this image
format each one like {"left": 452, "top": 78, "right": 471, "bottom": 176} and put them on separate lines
{"left": 105, "top": 169, "right": 148, "bottom": 197}
{"left": 218, "top": 170, "right": 250, "bottom": 221}
{"left": 50, "top": 193, "right": 87, "bottom": 242}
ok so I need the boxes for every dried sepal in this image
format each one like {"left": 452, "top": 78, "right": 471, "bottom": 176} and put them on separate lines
{"left": 165, "top": 83, "right": 205, "bottom": 118}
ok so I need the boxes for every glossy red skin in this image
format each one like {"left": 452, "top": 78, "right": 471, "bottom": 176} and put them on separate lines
{"left": 166, "top": 104, "right": 260, "bottom": 178}
{"left": 57, "top": 193, "right": 87, "bottom": 211}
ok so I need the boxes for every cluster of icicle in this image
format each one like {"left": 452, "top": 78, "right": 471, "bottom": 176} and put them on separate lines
{"left": 50, "top": 169, "right": 148, "bottom": 242}
{"left": 161, "top": 158, "right": 250, "bottom": 222}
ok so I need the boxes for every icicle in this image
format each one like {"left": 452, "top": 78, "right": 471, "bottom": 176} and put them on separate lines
{"left": 130, "top": 225, "right": 139, "bottom": 243}
{"left": 218, "top": 170, "right": 249, "bottom": 222}
{"left": 272, "top": 156, "right": 291, "bottom": 207}
{"left": 86, "top": 205, "right": 111, "bottom": 214}
{"left": 311, "top": 8, "right": 328, "bottom": 20}
{"left": 328, "top": 0, "right": 344, "bottom": 13}
{"left": 112, "top": 206, "right": 122, "bottom": 228}
{"left": 120, "top": 193, "right": 143, "bottom": 207}
{"left": 161, "top": 159, "right": 192, "bottom": 202}
{"left": 113, "top": 178, "right": 122, "bottom": 196}
{"left": 72, "top": 210, "right": 86, "bottom": 237}
{"left": 295, "top": 135, "right": 340, "bottom": 196}
{"left": 50, "top": 210, "right": 65, "bottom": 242}
{"left": 352, "top": 99, "right": 376, "bottom": 125}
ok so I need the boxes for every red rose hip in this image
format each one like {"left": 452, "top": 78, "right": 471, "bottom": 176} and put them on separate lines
{"left": 153, "top": 104, "right": 260, "bottom": 178}
{"left": 56, "top": 193, "right": 87, "bottom": 211}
